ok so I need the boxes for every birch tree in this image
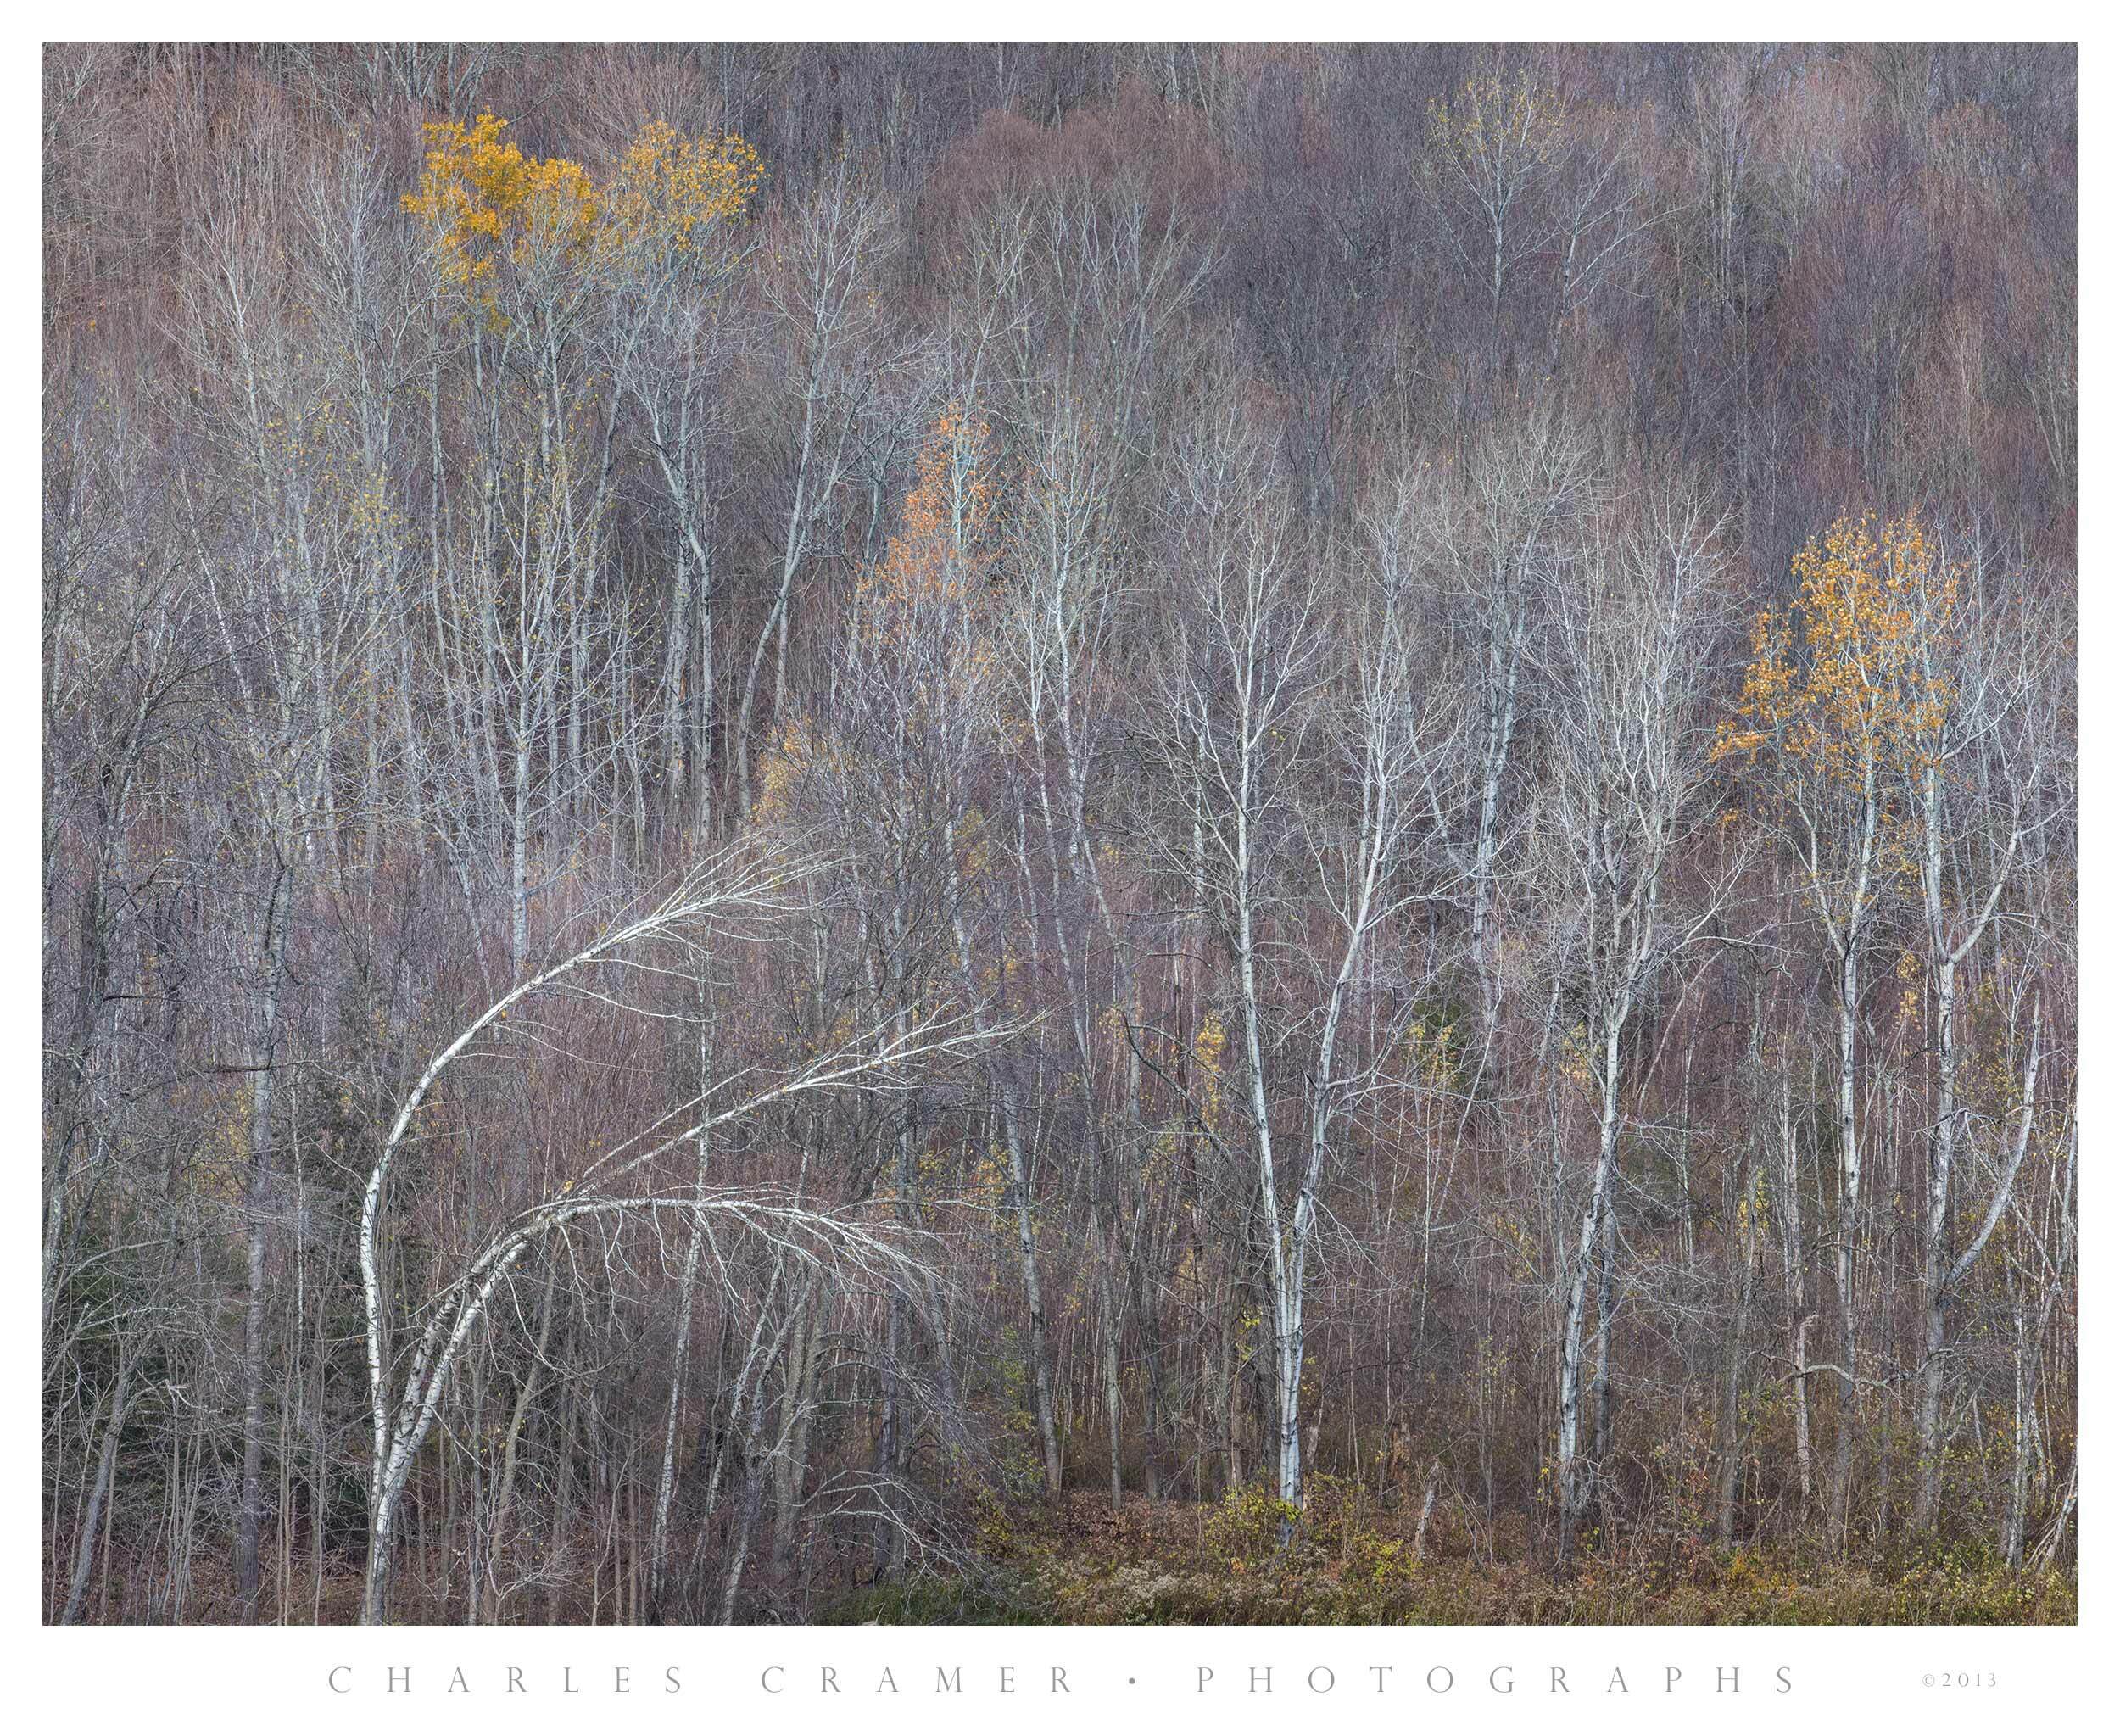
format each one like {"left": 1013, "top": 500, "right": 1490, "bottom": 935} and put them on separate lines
{"left": 1896, "top": 539, "right": 2066, "bottom": 1533}
{"left": 1542, "top": 486, "right": 1746, "bottom": 1556}
{"left": 1716, "top": 511, "right": 1941, "bottom": 1545}
{"left": 356, "top": 840, "right": 999, "bottom": 1622}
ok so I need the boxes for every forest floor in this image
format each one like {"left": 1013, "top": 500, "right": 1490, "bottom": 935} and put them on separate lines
{"left": 62, "top": 1491, "right": 2071, "bottom": 1625}
{"left": 818, "top": 1491, "right": 2078, "bottom": 1627}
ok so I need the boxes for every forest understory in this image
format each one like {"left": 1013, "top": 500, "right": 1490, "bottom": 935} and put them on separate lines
{"left": 57, "top": 1489, "right": 2078, "bottom": 1627}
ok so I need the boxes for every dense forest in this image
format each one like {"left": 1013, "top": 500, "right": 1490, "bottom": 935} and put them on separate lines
{"left": 42, "top": 42, "right": 2076, "bottom": 1626}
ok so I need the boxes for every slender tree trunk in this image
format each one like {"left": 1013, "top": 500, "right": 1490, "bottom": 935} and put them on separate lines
{"left": 1830, "top": 947, "right": 1861, "bottom": 1554}
{"left": 237, "top": 855, "right": 293, "bottom": 1625}
{"left": 61, "top": 1354, "right": 131, "bottom": 1627}
{"left": 1090, "top": 1197, "right": 1125, "bottom": 1505}
{"left": 1559, "top": 1013, "right": 1625, "bottom": 1563}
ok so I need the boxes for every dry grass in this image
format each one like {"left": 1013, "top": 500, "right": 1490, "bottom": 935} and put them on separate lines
{"left": 821, "top": 1489, "right": 2078, "bottom": 1627}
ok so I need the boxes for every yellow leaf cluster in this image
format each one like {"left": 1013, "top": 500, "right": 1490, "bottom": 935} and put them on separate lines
{"left": 401, "top": 114, "right": 599, "bottom": 288}
{"left": 1716, "top": 511, "right": 1960, "bottom": 795}
{"left": 402, "top": 113, "right": 762, "bottom": 304}
{"left": 1192, "top": 1010, "right": 1227, "bottom": 1129}
{"left": 604, "top": 121, "right": 764, "bottom": 257}
{"left": 1400, "top": 1014, "right": 1460, "bottom": 1091}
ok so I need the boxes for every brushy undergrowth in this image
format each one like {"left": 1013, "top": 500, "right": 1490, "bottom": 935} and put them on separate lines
{"left": 822, "top": 1486, "right": 2075, "bottom": 1627}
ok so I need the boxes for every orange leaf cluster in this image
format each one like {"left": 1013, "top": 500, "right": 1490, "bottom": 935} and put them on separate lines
{"left": 856, "top": 405, "right": 998, "bottom": 651}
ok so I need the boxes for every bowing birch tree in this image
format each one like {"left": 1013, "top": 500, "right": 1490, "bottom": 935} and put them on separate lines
{"left": 356, "top": 839, "right": 998, "bottom": 1622}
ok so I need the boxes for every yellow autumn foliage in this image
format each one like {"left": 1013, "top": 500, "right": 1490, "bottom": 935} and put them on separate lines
{"left": 402, "top": 113, "right": 762, "bottom": 305}
{"left": 401, "top": 113, "right": 600, "bottom": 287}
{"left": 1716, "top": 511, "right": 1960, "bottom": 799}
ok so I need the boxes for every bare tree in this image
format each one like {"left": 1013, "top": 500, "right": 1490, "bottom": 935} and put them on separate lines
{"left": 356, "top": 840, "right": 1001, "bottom": 1622}
{"left": 1537, "top": 483, "right": 1749, "bottom": 1556}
